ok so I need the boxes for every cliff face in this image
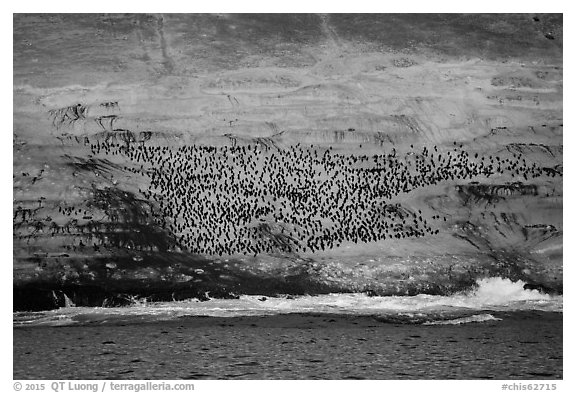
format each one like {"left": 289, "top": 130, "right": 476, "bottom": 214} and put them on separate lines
{"left": 13, "top": 14, "right": 563, "bottom": 310}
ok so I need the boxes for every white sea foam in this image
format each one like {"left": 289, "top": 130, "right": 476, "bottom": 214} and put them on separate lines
{"left": 13, "top": 277, "right": 562, "bottom": 326}
{"left": 423, "top": 313, "right": 502, "bottom": 325}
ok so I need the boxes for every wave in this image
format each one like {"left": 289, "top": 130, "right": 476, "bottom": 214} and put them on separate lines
{"left": 424, "top": 313, "right": 502, "bottom": 325}
{"left": 13, "top": 277, "right": 561, "bottom": 327}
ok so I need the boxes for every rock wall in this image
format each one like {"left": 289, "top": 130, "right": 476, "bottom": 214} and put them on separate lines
{"left": 13, "top": 14, "right": 562, "bottom": 310}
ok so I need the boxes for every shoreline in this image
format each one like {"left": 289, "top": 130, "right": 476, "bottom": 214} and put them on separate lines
{"left": 13, "top": 272, "right": 562, "bottom": 312}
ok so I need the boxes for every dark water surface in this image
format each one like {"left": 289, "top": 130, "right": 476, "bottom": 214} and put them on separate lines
{"left": 14, "top": 311, "right": 561, "bottom": 380}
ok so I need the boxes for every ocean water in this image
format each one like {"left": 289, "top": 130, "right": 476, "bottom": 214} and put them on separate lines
{"left": 13, "top": 278, "right": 562, "bottom": 379}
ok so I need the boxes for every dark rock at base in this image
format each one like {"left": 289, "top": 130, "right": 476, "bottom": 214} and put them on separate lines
{"left": 13, "top": 288, "right": 60, "bottom": 311}
{"left": 13, "top": 281, "right": 244, "bottom": 311}
{"left": 364, "top": 289, "right": 379, "bottom": 297}
{"left": 102, "top": 294, "right": 137, "bottom": 308}
{"left": 14, "top": 285, "right": 112, "bottom": 311}
{"left": 523, "top": 282, "right": 561, "bottom": 295}
{"left": 207, "top": 287, "right": 241, "bottom": 300}
{"left": 197, "top": 292, "right": 210, "bottom": 302}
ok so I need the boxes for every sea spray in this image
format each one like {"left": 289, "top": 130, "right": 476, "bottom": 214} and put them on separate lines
{"left": 472, "top": 277, "right": 551, "bottom": 303}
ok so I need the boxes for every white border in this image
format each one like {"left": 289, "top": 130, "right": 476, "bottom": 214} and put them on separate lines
{"left": 3, "top": 4, "right": 572, "bottom": 391}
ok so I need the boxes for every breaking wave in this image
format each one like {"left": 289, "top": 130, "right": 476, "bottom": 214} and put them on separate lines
{"left": 14, "top": 277, "right": 561, "bottom": 327}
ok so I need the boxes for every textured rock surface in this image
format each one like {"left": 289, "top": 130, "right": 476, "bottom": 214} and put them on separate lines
{"left": 13, "top": 14, "right": 562, "bottom": 310}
